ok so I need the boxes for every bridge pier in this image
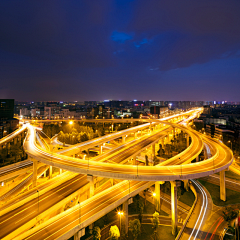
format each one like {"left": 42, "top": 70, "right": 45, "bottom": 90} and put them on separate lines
{"left": 59, "top": 168, "right": 62, "bottom": 174}
{"left": 132, "top": 156, "right": 136, "bottom": 165}
{"left": 99, "top": 144, "right": 103, "bottom": 155}
{"left": 183, "top": 180, "right": 189, "bottom": 191}
{"left": 87, "top": 175, "right": 94, "bottom": 198}
{"left": 155, "top": 181, "right": 164, "bottom": 212}
{"left": 33, "top": 159, "right": 38, "bottom": 188}
{"left": 122, "top": 136, "right": 126, "bottom": 144}
{"left": 171, "top": 181, "right": 181, "bottom": 236}
{"left": 122, "top": 200, "right": 129, "bottom": 235}
{"left": 49, "top": 166, "right": 52, "bottom": 179}
{"left": 161, "top": 138, "right": 164, "bottom": 148}
{"left": 152, "top": 143, "right": 155, "bottom": 157}
{"left": 73, "top": 228, "right": 85, "bottom": 240}
{"left": 134, "top": 132, "right": 137, "bottom": 139}
{"left": 196, "top": 155, "right": 199, "bottom": 162}
{"left": 220, "top": 170, "right": 226, "bottom": 201}
{"left": 186, "top": 136, "right": 190, "bottom": 147}
{"left": 167, "top": 132, "right": 170, "bottom": 143}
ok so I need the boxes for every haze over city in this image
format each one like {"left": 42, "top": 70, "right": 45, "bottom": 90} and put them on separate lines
{"left": 1, "top": 0, "right": 240, "bottom": 101}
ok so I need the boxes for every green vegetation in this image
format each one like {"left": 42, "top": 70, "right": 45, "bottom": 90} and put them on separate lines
{"left": 92, "top": 226, "right": 101, "bottom": 240}
{"left": 151, "top": 212, "right": 159, "bottom": 240}
{"left": 109, "top": 225, "right": 120, "bottom": 240}
{"left": 128, "top": 195, "right": 168, "bottom": 216}
{"left": 157, "top": 131, "right": 187, "bottom": 159}
{"left": 198, "top": 180, "right": 240, "bottom": 206}
{"left": 128, "top": 224, "right": 176, "bottom": 240}
{"left": 42, "top": 121, "right": 142, "bottom": 144}
{"left": 225, "top": 170, "right": 240, "bottom": 181}
{"left": 129, "top": 219, "right": 141, "bottom": 240}
{"left": 0, "top": 141, "right": 28, "bottom": 167}
{"left": 222, "top": 207, "right": 238, "bottom": 223}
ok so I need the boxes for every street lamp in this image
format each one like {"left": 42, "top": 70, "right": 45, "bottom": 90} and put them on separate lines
{"left": 118, "top": 211, "right": 124, "bottom": 236}
{"left": 228, "top": 140, "right": 232, "bottom": 150}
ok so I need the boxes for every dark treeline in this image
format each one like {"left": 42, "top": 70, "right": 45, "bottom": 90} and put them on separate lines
{"left": 0, "top": 142, "right": 28, "bottom": 167}
{"left": 43, "top": 121, "right": 141, "bottom": 145}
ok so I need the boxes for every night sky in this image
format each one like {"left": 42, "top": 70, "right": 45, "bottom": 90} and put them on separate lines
{"left": 1, "top": 0, "right": 240, "bottom": 102}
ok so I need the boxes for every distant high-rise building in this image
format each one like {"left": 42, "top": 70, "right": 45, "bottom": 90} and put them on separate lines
{"left": 0, "top": 99, "right": 19, "bottom": 138}
{"left": 0, "top": 99, "right": 14, "bottom": 120}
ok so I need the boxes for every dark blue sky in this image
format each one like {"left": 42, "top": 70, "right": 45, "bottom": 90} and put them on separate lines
{"left": 1, "top": 0, "right": 240, "bottom": 102}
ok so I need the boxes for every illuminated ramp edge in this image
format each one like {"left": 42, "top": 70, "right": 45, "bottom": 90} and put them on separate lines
{"left": 24, "top": 120, "right": 232, "bottom": 181}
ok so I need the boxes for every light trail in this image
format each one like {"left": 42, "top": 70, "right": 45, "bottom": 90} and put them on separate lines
{"left": 188, "top": 180, "right": 208, "bottom": 240}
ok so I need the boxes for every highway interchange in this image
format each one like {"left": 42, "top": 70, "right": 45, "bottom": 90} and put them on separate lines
{"left": 0, "top": 109, "right": 236, "bottom": 240}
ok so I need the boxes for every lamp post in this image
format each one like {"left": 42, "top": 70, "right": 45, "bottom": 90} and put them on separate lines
{"left": 228, "top": 140, "right": 232, "bottom": 150}
{"left": 152, "top": 192, "right": 156, "bottom": 211}
{"left": 118, "top": 211, "right": 124, "bottom": 238}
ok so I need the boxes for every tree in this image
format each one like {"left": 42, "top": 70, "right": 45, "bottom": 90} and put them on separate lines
{"left": 133, "top": 194, "right": 144, "bottom": 223}
{"left": 10, "top": 143, "right": 22, "bottom": 162}
{"left": 129, "top": 219, "right": 141, "bottom": 240}
{"left": 222, "top": 207, "right": 238, "bottom": 223}
{"left": 92, "top": 226, "right": 101, "bottom": 240}
{"left": 143, "top": 189, "right": 148, "bottom": 206}
{"left": 109, "top": 225, "right": 120, "bottom": 240}
{"left": 158, "top": 144, "right": 163, "bottom": 157}
{"left": 151, "top": 211, "right": 159, "bottom": 240}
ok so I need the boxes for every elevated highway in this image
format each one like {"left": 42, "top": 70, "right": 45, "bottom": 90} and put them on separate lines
{"left": 1, "top": 109, "right": 234, "bottom": 240}
{"left": 24, "top": 121, "right": 232, "bottom": 182}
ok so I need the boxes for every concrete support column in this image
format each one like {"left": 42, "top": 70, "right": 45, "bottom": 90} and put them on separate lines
{"left": 167, "top": 132, "right": 170, "bottom": 143}
{"left": 122, "top": 136, "right": 126, "bottom": 144}
{"left": 170, "top": 181, "right": 180, "bottom": 236}
{"left": 186, "top": 136, "right": 190, "bottom": 147}
{"left": 59, "top": 168, "right": 62, "bottom": 174}
{"left": 161, "top": 138, "right": 164, "bottom": 147}
{"left": 155, "top": 181, "right": 165, "bottom": 212}
{"left": 123, "top": 200, "right": 129, "bottom": 234}
{"left": 89, "top": 224, "right": 93, "bottom": 234}
{"left": 220, "top": 170, "right": 226, "bottom": 201}
{"left": 152, "top": 143, "right": 155, "bottom": 157}
{"left": 74, "top": 228, "right": 85, "bottom": 240}
{"left": 87, "top": 175, "right": 94, "bottom": 198}
{"left": 183, "top": 180, "right": 189, "bottom": 191}
{"left": 99, "top": 144, "right": 103, "bottom": 154}
{"left": 155, "top": 182, "right": 161, "bottom": 212}
{"left": 110, "top": 178, "right": 114, "bottom": 186}
{"left": 14, "top": 137, "right": 17, "bottom": 145}
{"left": 33, "top": 160, "right": 38, "bottom": 188}
{"left": 132, "top": 156, "right": 136, "bottom": 165}
{"left": 134, "top": 132, "right": 137, "bottom": 139}
{"left": 196, "top": 156, "right": 199, "bottom": 162}
{"left": 49, "top": 166, "right": 52, "bottom": 179}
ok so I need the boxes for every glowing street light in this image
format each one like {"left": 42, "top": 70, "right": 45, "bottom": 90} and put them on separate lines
{"left": 118, "top": 211, "right": 124, "bottom": 235}
{"left": 228, "top": 140, "right": 232, "bottom": 150}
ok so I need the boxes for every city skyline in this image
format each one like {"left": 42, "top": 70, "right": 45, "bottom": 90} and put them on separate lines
{"left": 1, "top": 1, "right": 240, "bottom": 101}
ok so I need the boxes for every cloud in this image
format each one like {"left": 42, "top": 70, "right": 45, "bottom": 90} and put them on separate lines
{"left": 128, "top": 0, "right": 240, "bottom": 70}
{"left": 111, "top": 31, "right": 134, "bottom": 43}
